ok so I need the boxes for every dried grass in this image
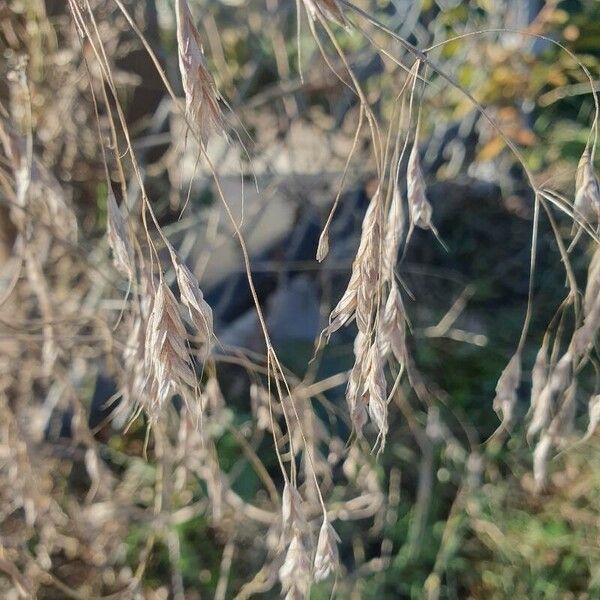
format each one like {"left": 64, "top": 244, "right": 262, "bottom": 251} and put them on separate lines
{"left": 0, "top": 1, "right": 598, "bottom": 598}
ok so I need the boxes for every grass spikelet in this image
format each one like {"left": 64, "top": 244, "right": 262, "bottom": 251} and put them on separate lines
{"left": 122, "top": 316, "right": 146, "bottom": 412}
{"left": 346, "top": 332, "right": 369, "bottom": 437}
{"left": 282, "top": 481, "right": 308, "bottom": 539}
{"left": 379, "top": 281, "right": 407, "bottom": 365}
{"left": 175, "top": 258, "right": 214, "bottom": 349}
{"left": 533, "top": 433, "right": 552, "bottom": 492}
{"left": 584, "top": 394, "right": 600, "bottom": 440}
{"left": 145, "top": 280, "right": 196, "bottom": 413}
{"left": 574, "top": 148, "right": 600, "bottom": 226}
{"left": 313, "top": 517, "right": 340, "bottom": 582}
{"left": 548, "top": 381, "right": 577, "bottom": 444}
{"left": 315, "top": 228, "right": 329, "bottom": 263}
{"left": 529, "top": 339, "right": 548, "bottom": 418}
{"left": 407, "top": 140, "right": 433, "bottom": 231}
{"left": 493, "top": 351, "right": 521, "bottom": 430}
{"left": 106, "top": 190, "right": 134, "bottom": 280}
{"left": 365, "top": 341, "right": 388, "bottom": 451}
{"left": 406, "top": 140, "right": 446, "bottom": 250}
{"left": 572, "top": 302, "right": 600, "bottom": 359}
{"left": 527, "top": 352, "right": 572, "bottom": 442}
{"left": 279, "top": 532, "right": 311, "bottom": 599}
{"left": 383, "top": 185, "right": 405, "bottom": 282}
{"left": 175, "top": 0, "right": 224, "bottom": 140}
{"left": 325, "top": 188, "right": 382, "bottom": 337}
{"left": 584, "top": 246, "right": 600, "bottom": 317}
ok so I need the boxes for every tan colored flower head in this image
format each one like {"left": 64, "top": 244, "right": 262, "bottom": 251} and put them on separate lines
{"left": 106, "top": 190, "right": 134, "bottom": 280}
{"left": 314, "top": 517, "right": 340, "bottom": 581}
{"left": 575, "top": 148, "right": 600, "bottom": 225}
{"left": 175, "top": 0, "right": 224, "bottom": 140}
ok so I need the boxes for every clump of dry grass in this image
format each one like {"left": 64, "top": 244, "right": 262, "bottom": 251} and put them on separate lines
{"left": 0, "top": 1, "right": 599, "bottom": 598}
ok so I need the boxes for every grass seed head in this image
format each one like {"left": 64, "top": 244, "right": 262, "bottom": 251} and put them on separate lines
{"left": 279, "top": 532, "right": 311, "bottom": 599}
{"left": 282, "top": 482, "right": 308, "bottom": 539}
{"left": 493, "top": 352, "right": 521, "bottom": 430}
{"left": 383, "top": 185, "right": 405, "bottom": 282}
{"left": 175, "top": 0, "right": 224, "bottom": 140}
{"left": 145, "top": 281, "right": 196, "bottom": 413}
{"left": 533, "top": 433, "right": 552, "bottom": 492}
{"left": 575, "top": 148, "right": 600, "bottom": 225}
{"left": 379, "top": 282, "right": 407, "bottom": 365}
{"left": 313, "top": 517, "right": 340, "bottom": 582}
{"left": 106, "top": 190, "right": 134, "bottom": 280}
{"left": 407, "top": 141, "right": 434, "bottom": 231}
{"left": 584, "top": 394, "right": 600, "bottom": 440}
{"left": 175, "top": 258, "right": 214, "bottom": 350}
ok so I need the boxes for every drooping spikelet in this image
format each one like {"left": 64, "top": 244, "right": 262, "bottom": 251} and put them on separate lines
{"left": 527, "top": 352, "right": 572, "bottom": 442}
{"left": 492, "top": 351, "right": 521, "bottom": 430}
{"left": 407, "top": 141, "right": 434, "bottom": 232}
{"left": 383, "top": 185, "right": 405, "bottom": 282}
{"left": 325, "top": 188, "right": 382, "bottom": 337}
{"left": 175, "top": 0, "right": 224, "bottom": 140}
{"left": 584, "top": 246, "right": 600, "bottom": 318}
{"left": 313, "top": 517, "right": 340, "bottom": 582}
{"left": 279, "top": 532, "right": 311, "bottom": 599}
{"left": 529, "top": 339, "right": 548, "bottom": 418}
{"left": 145, "top": 280, "right": 196, "bottom": 412}
{"left": 281, "top": 481, "right": 308, "bottom": 540}
{"left": 574, "top": 148, "right": 600, "bottom": 226}
{"left": 106, "top": 190, "right": 134, "bottom": 280}
{"left": 584, "top": 394, "right": 600, "bottom": 440}
{"left": 174, "top": 258, "right": 214, "bottom": 350}
{"left": 346, "top": 332, "right": 370, "bottom": 437}
{"left": 379, "top": 282, "right": 407, "bottom": 366}
{"left": 365, "top": 341, "right": 388, "bottom": 450}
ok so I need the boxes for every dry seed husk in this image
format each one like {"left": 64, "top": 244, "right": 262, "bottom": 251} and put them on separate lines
{"left": 527, "top": 352, "right": 572, "bottom": 442}
{"left": 493, "top": 352, "right": 521, "bottom": 429}
{"left": 175, "top": 259, "right": 214, "bottom": 346}
{"left": 584, "top": 394, "right": 600, "bottom": 440}
{"left": 175, "top": 0, "right": 224, "bottom": 140}
{"left": 379, "top": 282, "right": 407, "bottom": 365}
{"left": 407, "top": 141, "right": 434, "bottom": 231}
{"left": 281, "top": 482, "right": 308, "bottom": 537}
{"left": 279, "top": 532, "right": 311, "bottom": 598}
{"left": 106, "top": 190, "right": 134, "bottom": 280}
{"left": 383, "top": 185, "right": 405, "bottom": 282}
{"left": 314, "top": 517, "right": 340, "bottom": 582}
{"left": 145, "top": 281, "right": 196, "bottom": 409}
{"left": 574, "top": 148, "right": 600, "bottom": 225}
